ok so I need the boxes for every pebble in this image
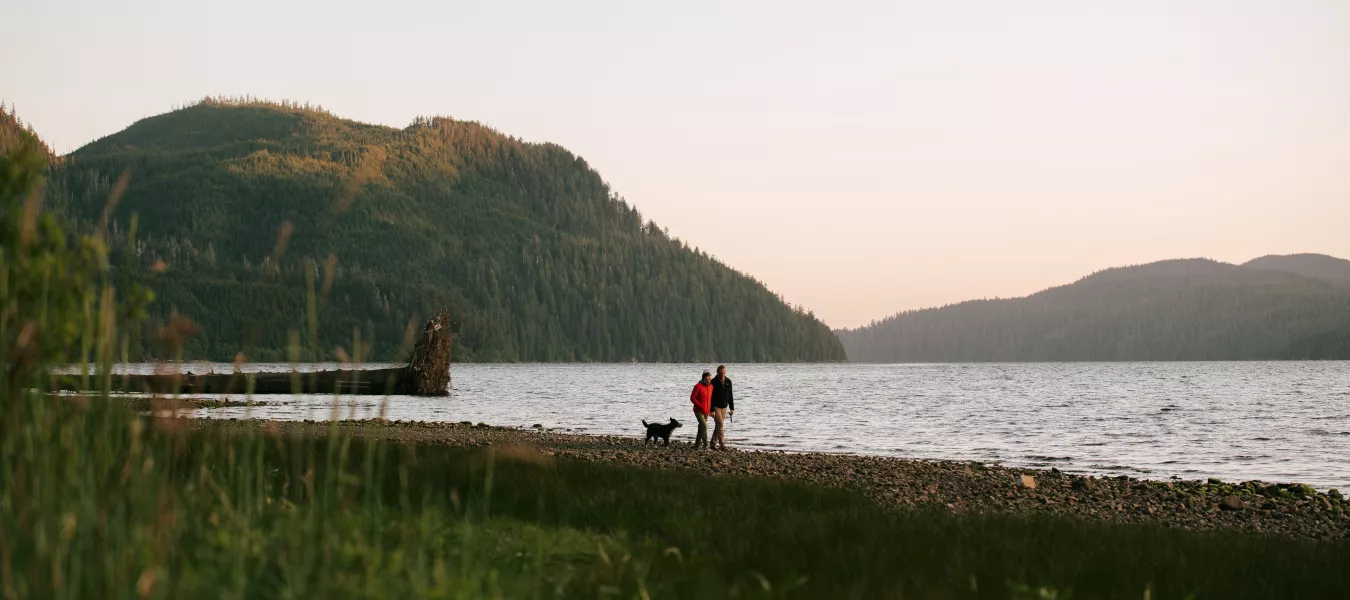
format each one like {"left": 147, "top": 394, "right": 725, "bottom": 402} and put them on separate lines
{"left": 199, "top": 418, "right": 1350, "bottom": 541}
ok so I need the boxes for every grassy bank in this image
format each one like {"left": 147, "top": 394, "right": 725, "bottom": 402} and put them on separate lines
{"left": 5, "top": 400, "right": 1349, "bottom": 599}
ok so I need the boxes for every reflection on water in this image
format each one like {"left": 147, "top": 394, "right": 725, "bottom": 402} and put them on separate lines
{"left": 111, "top": 361, "right": 1350, "bottom": 489}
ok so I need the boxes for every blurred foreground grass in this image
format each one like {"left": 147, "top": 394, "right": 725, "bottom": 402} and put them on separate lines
{"left": 6, "top": 404, "right": 1350, "bottom": 599}
{"left": 3, "top": 128, "right": 1348, "bottom": 600}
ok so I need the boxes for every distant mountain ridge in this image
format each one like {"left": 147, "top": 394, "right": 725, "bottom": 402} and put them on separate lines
{"left": 837, "top": 255, "right": 1350, "bottom": 362}
{"left": 28, "top": 98, "right": 845, "bottom": 362}
{"left": 1243, "top": 253, "right": 1350, "bottom": 282}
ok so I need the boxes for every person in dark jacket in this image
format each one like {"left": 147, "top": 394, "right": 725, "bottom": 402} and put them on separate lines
{"left": 690, "top": 371, "right": 713, "bottom": 449}
{"left": 710, "top": 365, "right": 734, "bottom": 450}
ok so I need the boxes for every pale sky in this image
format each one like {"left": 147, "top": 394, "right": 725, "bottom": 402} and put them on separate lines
{"left": 4, "top": 0, "right": 1349, "bottom": 328}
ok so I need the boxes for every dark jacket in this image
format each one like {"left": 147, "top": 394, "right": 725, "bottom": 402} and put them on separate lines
{"left": 710, "top": 376, "right": 733, "bottom": 410}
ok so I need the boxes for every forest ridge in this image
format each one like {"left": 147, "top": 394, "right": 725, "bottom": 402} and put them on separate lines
{"left": 837, "top": 255, "right": 1350, "bottom": 362}
{"left": 6, "top": 100, "right": 1348, "bottom": 364}
{"left": 3, "top": 98, "right": 845, "bottom": 362}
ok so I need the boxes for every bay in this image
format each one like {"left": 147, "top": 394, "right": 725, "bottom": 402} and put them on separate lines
{"left": 129, "top": 361, "right": 1350, "bottom": 489}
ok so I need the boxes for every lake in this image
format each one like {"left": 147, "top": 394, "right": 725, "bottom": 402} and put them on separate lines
{"left": 137, "top": 361, "right": 1350, "bottom": 489}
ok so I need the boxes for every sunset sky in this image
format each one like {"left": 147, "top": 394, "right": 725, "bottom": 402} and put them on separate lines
{"left": 4, "top": 0, "right": 1348, "bottom": 328}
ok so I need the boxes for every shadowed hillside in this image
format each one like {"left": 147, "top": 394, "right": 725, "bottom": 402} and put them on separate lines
{"left": 44, "top": 97, "right": 844, "bottom": 362}
{"left": 1243, "top": 253, "right": 1350, "bottom": 282}
{"left": 838, "top": 258, "right": 1350, "bottom": 362}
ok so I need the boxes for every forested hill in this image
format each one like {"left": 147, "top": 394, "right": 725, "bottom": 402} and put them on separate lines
{"left": 0, "top": 103, "right": 52, "bottom": 157}
{"left": 41, "top": 98, "right": 844, "bottom": 362}
{"left": 1243, "top": 254, "right": 1350, "bottom": 282}
{"left": 837, "top": 258, "right": 1350, "bottom": 362}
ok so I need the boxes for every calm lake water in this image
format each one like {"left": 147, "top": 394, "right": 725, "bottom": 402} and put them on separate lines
{"left": 139, "top": 361, "right": 1350, "bottom": 489}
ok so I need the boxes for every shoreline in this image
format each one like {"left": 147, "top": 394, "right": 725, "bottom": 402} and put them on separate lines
{"left": 198, "top": 417, "right": 1350, "bottom": 541}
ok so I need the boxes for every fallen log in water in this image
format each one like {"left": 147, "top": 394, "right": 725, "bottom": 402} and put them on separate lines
{"left": 52, "top": 311, "right": 453, "bottom": 397}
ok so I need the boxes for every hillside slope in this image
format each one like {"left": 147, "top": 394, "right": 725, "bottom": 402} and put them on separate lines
{"left": 46, "top": 98, "right": 844, "bottom": 362}
{"left": 1243, "top": 253, "right": 1350, "bottom": 282}
{"left": 0, "top": 103, "right": 52, "bottom": 158}
{"left": 837, "top": 258, "right": 1350, "bottom": 362}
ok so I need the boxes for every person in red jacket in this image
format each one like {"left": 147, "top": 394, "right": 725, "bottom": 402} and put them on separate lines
{"left": 690, "top": 371, "right": 713, "bottom": 450}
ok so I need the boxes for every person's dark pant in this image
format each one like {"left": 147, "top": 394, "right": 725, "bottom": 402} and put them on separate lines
{"left": 693, "top": 410, "right": 709, "bottom": 449}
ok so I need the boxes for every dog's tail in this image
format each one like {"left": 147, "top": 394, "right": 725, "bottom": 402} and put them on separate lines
{"left": 642, "top": 419, "right": 649, "bottom": 427}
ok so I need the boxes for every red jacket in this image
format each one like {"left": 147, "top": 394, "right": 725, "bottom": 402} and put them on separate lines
{"left": 690, "top": 382, "right": 713, "bottom": 415}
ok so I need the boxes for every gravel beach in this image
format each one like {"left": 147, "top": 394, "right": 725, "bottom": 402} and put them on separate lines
{"left": 201, "top": 417, "right": 1350, "bottom": 541}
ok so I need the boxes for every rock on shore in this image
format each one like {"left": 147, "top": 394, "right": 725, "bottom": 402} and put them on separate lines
{"left": 202, "top": 418, "right": 1350, "bottom": 541}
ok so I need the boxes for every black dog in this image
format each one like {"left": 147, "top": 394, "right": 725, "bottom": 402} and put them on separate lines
{"left": 642, "top": 418, "right": 682, "bottom": 446}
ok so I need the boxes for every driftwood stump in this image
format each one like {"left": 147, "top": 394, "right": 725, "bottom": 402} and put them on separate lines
{"left": 405, "top": 309, "right": 452, "bottom": 396}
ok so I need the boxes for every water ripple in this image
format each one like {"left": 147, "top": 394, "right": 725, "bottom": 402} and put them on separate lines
{"left": 138, "top": 361, "right": 1350, "bottom": 489}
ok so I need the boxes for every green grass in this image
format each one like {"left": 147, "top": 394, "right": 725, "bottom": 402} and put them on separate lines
{"left": 4, "top": 397, "right": 1347, "bottom": 599}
